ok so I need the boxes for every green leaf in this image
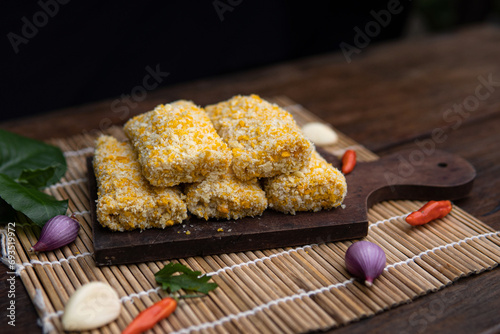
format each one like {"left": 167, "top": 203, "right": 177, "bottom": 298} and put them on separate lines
{"left": 0, "top": 129, "right": 66, "bottom": 186}
{"left": 0, "top": 130, "right": 68, "bottom": 226}
{"left": 17, "top": 166, "right": 57, "bottom": 189}
{"left": 155, "top": 262, "right": 218, "bottom": 295}
{"left": 0, "top": 173, "right": 68, "bottom": 227}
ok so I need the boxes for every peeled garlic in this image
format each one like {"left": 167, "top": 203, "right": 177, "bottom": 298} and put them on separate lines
{"left": 62, "top": 282, "right": 121, "bottom": 331}
{"left": 301, "top": 122, "right": 338, "bottom": 146}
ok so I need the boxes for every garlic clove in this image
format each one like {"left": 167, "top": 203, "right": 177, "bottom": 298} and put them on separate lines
{"left": 62, "top": 282, "right": 121, "bottom": 331}
{"left": 345, "top": 241, "right": 386, "bottom": 286}
{"left": 301, "top": 122, "right": 339, "bottom": 146}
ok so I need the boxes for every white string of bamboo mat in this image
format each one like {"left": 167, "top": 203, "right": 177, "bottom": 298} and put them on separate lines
{"left": 7, "top": 218, "right": 499, "bottom": 330}
{"left": 33, "top": 289, "right": 64, "bottom": 334}
{"left": 71, "top": 210, "right": 90, "bottom": 217}
{"left": 27, "top": 230, "right": 500, "bottom": 332}
{"left": 63, "top": 146, "right": 94, "bottom": 157}
{"left": 44, "top": 177, "right": 88, "bottom": 190}
{"left": 11, "top": 253, "right": 94, "bottom": 276}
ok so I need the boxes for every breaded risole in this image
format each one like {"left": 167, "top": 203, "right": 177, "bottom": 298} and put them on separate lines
{"left": 205, "top": 95, "right": 313, "bottom": 181}
{"left": 93, "top": 135, "right": 187, "bottom": 231}
{"left": 184, "top": 169, "right": 268, "bottom": 220}
{"left": 124, "top": 100, "right": 232, "bottom": 187}
{"left": 264, "top": 150, "right": 347, "bottom": 214}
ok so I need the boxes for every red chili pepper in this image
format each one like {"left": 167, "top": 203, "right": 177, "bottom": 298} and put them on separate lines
{"left": 122, "top": 297, "right": 177, "bottom": 334}
{"left": 405, "top": 200, "right": 452, "bottom": 226}
{"left": 341, "top": 149, "right": 356, "bottom": 174}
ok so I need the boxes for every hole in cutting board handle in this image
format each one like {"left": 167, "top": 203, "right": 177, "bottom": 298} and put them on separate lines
{"left": 437, "top": 162, "right": 448, "bottom": 168}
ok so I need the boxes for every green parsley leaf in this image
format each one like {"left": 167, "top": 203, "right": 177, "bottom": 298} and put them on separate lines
{"left": 154, "top": 263, "right": 218, "bottom": 295}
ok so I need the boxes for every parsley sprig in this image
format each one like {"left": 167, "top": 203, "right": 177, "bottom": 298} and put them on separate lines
{"left": 154, "top": 263, "right": 218, "bottom": 297}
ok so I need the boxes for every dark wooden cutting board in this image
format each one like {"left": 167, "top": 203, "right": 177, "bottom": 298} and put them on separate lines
{"left": 88, "top": 149, "right": 475, "bottom": 266}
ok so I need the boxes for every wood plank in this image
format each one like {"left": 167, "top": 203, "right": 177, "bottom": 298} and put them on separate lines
{"left": 0, "top": 266, "right": 39, "bottom": 334}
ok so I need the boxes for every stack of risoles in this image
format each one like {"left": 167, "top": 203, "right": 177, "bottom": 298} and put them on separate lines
{"left": 93, "top": 95, "right": 347, "bottom": 231}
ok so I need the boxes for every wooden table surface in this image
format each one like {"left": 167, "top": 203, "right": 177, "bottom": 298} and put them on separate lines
{"left": 2, "top": 24, "right": 500, "bottom": 334}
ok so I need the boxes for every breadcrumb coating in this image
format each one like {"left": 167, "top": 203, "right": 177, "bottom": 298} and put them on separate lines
{"left": 124, "top": 100, "right": 232, "bottom": 187}
{"left": 205, "top": 95, "right": 313, "bottom": 181}
{"left": 93, "top": 135, "right": 187, "bottom": 231}
{"left": 184, "top": 169, "right": 267, "bottom": 220}
{"left": 263, "top": 150, "right": 347, "bottom": 215}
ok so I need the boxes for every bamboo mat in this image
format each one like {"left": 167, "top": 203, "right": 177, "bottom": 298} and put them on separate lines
{"left": 2, "top": 96, "right": 500, "bottom": 334}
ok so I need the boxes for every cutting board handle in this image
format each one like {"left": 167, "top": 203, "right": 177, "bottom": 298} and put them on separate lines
{"left": 338, "top": 149, "right": 476, "bottom": 209}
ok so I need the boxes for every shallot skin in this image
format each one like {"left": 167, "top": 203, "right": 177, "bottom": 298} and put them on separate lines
{"left": 345, "top": 241, "right": 386, "bottom": 286}
{"left": 30, "top": 215, "right": 80, "bottom": 252}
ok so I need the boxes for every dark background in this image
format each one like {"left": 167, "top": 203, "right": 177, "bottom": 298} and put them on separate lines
{"left": 0, "top": 0, "right": 496, "bottom": 122}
